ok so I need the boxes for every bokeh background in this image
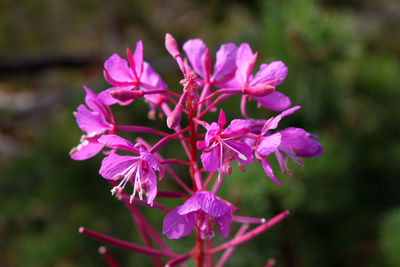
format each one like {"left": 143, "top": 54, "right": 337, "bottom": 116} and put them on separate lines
{"left": 1, "top": 0, "right": 399, "bottom": 266}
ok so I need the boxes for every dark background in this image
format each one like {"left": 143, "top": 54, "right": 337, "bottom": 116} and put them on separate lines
{"left": 1, "top": 0, "right": 399, "bottom": 266}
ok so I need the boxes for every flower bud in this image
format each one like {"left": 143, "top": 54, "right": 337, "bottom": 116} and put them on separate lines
{"left": 110, "top": 89, "right": 144, "bottom": 102}
{"left": 166, "top": 103, "right": 183, "bottom": 129}
{"left": 242, "top": 84, "right": 275, "bottom": 97}
{"left": 165, "top": 33, "right": 181, "bottom": 59}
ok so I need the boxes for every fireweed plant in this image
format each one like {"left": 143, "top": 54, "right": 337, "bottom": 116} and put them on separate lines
{"left": 71, "top": 34, "right": 322, "bottom": 266}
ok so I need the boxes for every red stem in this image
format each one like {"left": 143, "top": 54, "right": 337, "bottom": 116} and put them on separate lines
{"left": 98, "top": 246, "right": 120, "bottom": 267}
{"left": 216, "top": 224, "right": 249, "bottom": 267}
{"left": 79, "top": 227, "right": 174, "bottom": 258}
{"left": 206, "top": 211, "right": 290, "bottom": 255}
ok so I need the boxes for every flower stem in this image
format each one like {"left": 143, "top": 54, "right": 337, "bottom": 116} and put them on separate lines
{"left": 206, "top": 210, "right": 290, "bottom": 255}
{"left": 98, "top": 246, "right": 120, "bottom": 267}
{"left": 79, "top": 227, "right": 174, "bottom": 258}
{"left": 216, "top": 224, "right": 249, "bottom": 267}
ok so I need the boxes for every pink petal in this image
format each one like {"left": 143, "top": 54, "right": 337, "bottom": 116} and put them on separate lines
{"left": 264, "top": 106, "right": 301, "bottom": 131}
{"left": 83, "top": 86, "right": 103, "bottom": 113}
{"left": 70, "top": 141, "right": 104, "bottom": 161}
{"left": 257, "top": 133, "right": 282, "bottom": 156}
{"left": 215, "top": 209, "right": 232, "bottom": 238}
{"left": 224, "top": 140, "right": 254, "bottom": 165}
{"left": 182, "top": 39, "right": 207, "bottom": 79}
{"left": 145, "top": 167, "right": 157, "bottom": 206}
{"left": 223, "top": 119, "right": 252, "bottom": 137}
{"left": 204, "top": 122, "right": 220, "bottom": 147}
{"left": 133, "top": 40, "right": 143, "bottom": 78}
{"left": 75, "top": 105, "right": 110, "bottom": 135}
{"left": 98, "top": 134, "right": 136, "bottom": 152}
{"left": 255, "top": 91, "right": 292, "bottom": 112}
{"left": 212, "top": 43, "right": 237, "bottom": 82}
{"left": 251, "top": 61, "right": 288, "bottom": 86}
{"left": 200, "top": 146, "right": 220, "bottom": 172}
{"left": 104, "top": 54, "right": 134, "bottom": 83}
{"left": 178, "top": 191, "right": 229, "bottom": 218}
{"left": 98, "top": 88, "right": 120, "bottom": 106}
{"left": 139, "top": 147, "right": 161, "bottom": 173}
{"left": 279, "top": 127, "right": 322, "bottom": 157}
{"left": 259, "top": 158, "right": 281, "bottom": 186}
{"left": 162, "top": 206, "right": 196, "bottom": 239}
{"left": 235, "top": 43, "right": 254, "bottom": 85}
{"left": 141, "top": 62, "right": 167, "bottom": 89}
{"left": 99, "top": 153, "right": 139, "bottom": 180}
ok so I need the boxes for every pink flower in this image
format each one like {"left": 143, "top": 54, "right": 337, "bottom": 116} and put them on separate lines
{"left": 254, "top": 106, "right": 322, "bottom": 185}
{"left": 198, "top": 110, "right": 254, "bottom": 175}
{"left": 162, "top": 190, "right": 232, "bottom": 239}
{"left": 100, "top": 41, "right": 167, "bottom": 109}
{"left": 98, "top": 134, "right": 163, "bottom": 206}
{"left": 183, "top": 39, "right": 237, "bottom": 86}
{"left": 232, "top": 43, "right": 291, "bottom": 111}
{"left": 70, "top": 86, "right": 115, "bottom": 160}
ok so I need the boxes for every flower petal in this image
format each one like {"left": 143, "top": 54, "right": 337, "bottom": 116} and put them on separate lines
{"left": 223, "top": 119, "right": 252, "bottom": 137}
{"left": 264, "top": 106, "right": 301, "bottom": 132}
{"left": 183, "top": 39, "right": 207, "bottom": 78}
{"left": 70, "top": 141, "right": 104, "bottom": 161}
{"left": 255, "top": 91, "right": 292, "bottom": 112}
{"left": 204, "top": 122, "right": 220, "bottom": 147}
{"left": 224, "top": 140, "right": 254, "bottom": 164}
{"left": 215, "top": 209, "right": 232, "bottom": 238}
{"left": 98, "top": 134, "right": 137, "bottom": 152}
{"left": 139, "top": 147, "right": 161, "bottom": 173}
{"left": 104, "top": 54, "right": 134, "bottom": 83}
{"left": 145, "top": 166, "right": 157, "bottom": 206}
{"left": 259, "top": 158, "right": 281, "bottom": 186}
{"left": 257, "top": 133, "right": 282, "bottom": 156}
{"left": 162, "top": 206, "right": 196, "bottom": 239}
{"left": 212, "top": 43, "right": 237, "bottom": 82}
{"left": 178, "top": 191, "right": 229, "bottom": 218}
{"left": 235, "top": 43, "right": 254, "bottom": 85}
{"left": 133, "top": 40, "right": 143, "bottom": 78}
{"left": 99, "top": 153, "right": 139, "bottom": 180}
{"left": 279, "top": 127, "right": 322, "bottom": 157}
{"left": 83, "top": 86, "right": 103, "bottom": 113}
{"left": 201, "top": 146, "right": 220, "bottom": 172}
{"left": 141, "top": 62, "right": 167, "bottom": 89}
{"left": 75, "top": 105, "right": 110, "bottom": 135}
{"left": 251, "top": 61, "right": 288, "bottom": 86}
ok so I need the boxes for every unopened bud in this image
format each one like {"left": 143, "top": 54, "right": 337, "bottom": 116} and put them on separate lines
{"left": 166, "top": 103, "right": 183, "bottom": 129}
{"left": 110, "top": 89, "right": 144, "bottom": 102}
{"left": 243, "top": 84, "right": 275, "bottom": 97}
{"left": 165, "top": 33, "right": 181, "bottom": 59}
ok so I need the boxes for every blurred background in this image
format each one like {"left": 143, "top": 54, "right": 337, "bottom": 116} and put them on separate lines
{"left": 1, "top": 0, "right": 399, "bottom": 266}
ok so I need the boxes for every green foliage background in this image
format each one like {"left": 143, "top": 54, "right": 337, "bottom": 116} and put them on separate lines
{"left": 0, "top": 0, "right": 399, "bottom": 266}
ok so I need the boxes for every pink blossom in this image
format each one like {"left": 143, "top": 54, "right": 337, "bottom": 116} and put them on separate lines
{"left": 70, "top": 86, "right": 115, "bottom": 160}
{"left": 254, "top": 106, "right": 322, "bottom": 185}
{"left": 231, "top": 43, "right": 291, "bottom": 111}
{"left": 100, "top": 41, "right": 167, "bottom": 109}
{"left": 98, "top": 134, "right": 162, "bottom": 206}
{"left": 162, "top": 190, "right": 232, "bottom": 239}
{"left": 183, "top": 39, "right": 237, "bottom": 86}
{"left": 198, "top": 110, "right": 254, "bottom": 175}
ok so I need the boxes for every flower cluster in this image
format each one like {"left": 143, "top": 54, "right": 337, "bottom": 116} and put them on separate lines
{"left": 73, "top": 34, "right": 322, "bottom": 266}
